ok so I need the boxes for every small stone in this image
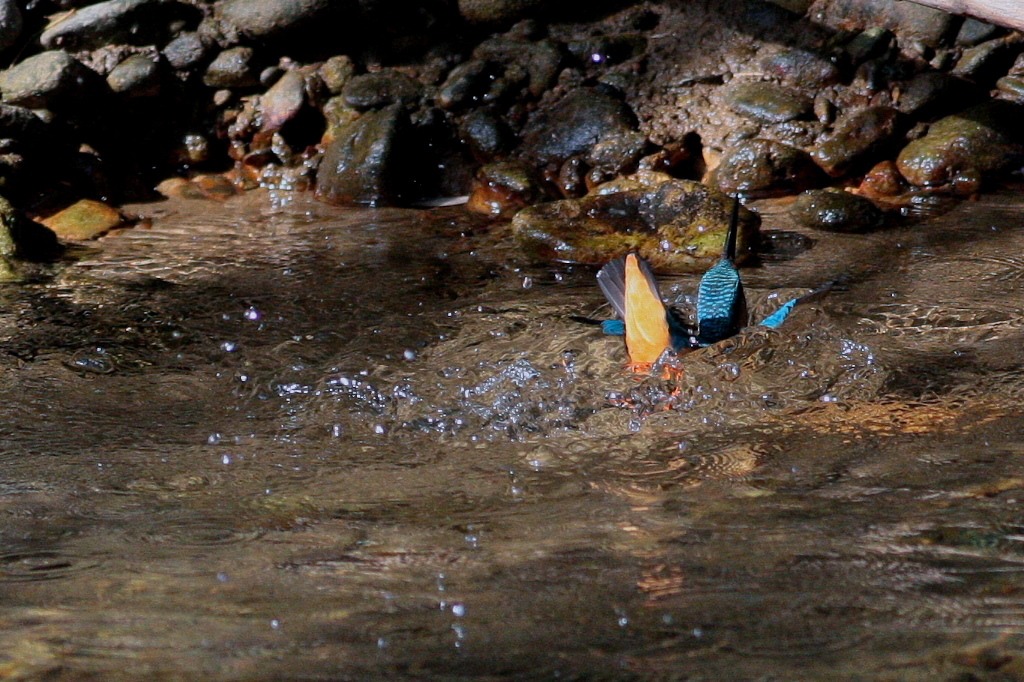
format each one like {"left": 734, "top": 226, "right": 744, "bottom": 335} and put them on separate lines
{"left": 341, "top": 70, "right": 423, "bottom": 110}
{"left": 722, "top": 81, "right": 813, "bottom": 124}
{"left": 259, "top": 69, "right": 306, "bottom": 132}
{"left": 459, "top": 108, "right": 515, "bottom": 159}
{"left": 844, "top": 27, "right": 893, "bottom": 65}
{"left": 897, "top": 71, "right": 975, "bottom": 118}
{"left": 951, "top": 38, "right": 1018, "bottom": 85}
{"left": 956, "top": 17, "right": 1001, "bottom": 47}
{"left": 760, "top": 47, "right": 841, "bottom": 88}
{"left": 319, "top": 55, "right": 355, "bottom": 95}
{"left": 106, "top": 54, "right": 161, "bottom": 97}
{"left": 857, "top": 160, "right": 905, "bottom": 199}
{"left": 458, "top": 0, "right": 543, "bottom": 25}
{"left": 40, "top": 199, "right": 123, "bottom": 240}
{"left": 467, "top": 161, "right": 548, "bottom": 216}
{"left": 585, "top": 130, "right": 648, "bottom": 173}
{"left": 707, "top": 138, "right": 825, "bottom": 198}
{"left": 0, "top": 50, "right": 102, "bottom": 110}
{"left": 996, "top": 75, "right": 1024, "bottom": 103}
{"left": 473, "top": 37, "right": 561, "bottom": 97}
{"left": 437, "top": 59, "right": 499, "bottom": 110}
{"left": 789, "top": 189, "right": 883, "bottom": 232}
{"left": 162, "top": 31, "right": 208, "bottom": 70}
{"left": 810, "top": 0, "right": 953, "bottom": 49}
{"left": 896, "top": 101, "right": 1024, "bottom": 187}
{"left": 203, "top": 47, "right": 259, "bottom": 89}
{"left": 811, "top": 106, "right": 904, "bottom": 176}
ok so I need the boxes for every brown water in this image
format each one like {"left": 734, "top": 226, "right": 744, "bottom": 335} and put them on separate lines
{"left": 2, "top": 188, "right": 1024, "bottom": 680}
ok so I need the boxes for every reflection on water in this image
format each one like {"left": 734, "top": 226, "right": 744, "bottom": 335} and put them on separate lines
{"left": 1, "top": 190, "right": 1024, "bottom": 678}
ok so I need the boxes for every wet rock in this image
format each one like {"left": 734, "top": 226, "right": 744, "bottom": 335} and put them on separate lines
{"left": 722, "top": 81, "right": 813, "bottom": 124}
{"left": 857, "top": 160, "right": 905, "bottom": 199}
{"left": 106, "top": 54, "right": 161, "bottom": 97}
{"left": 896, "top": 71, "right": 976, "bottom": 119}
{"left": 0, "top": 0, "right": 21, "bottom": 52}
{"left": 162, "top": 31, "right": 209, "bottom": 71}
{"left": 0, "top": 50, "right": 103, "bottom": 110}
{"left": 322, "top": 96, "right": 360, "bottom": 134}
{"left": 459, "top": 108, "right": 515, "bottom": 159}
{"left": 810, "top": 0, "right": 954, "bottom": 48}
{"left": 511, "top": 171, "right": 759, "bottom": 270}
{"left": 790, "top": 189, "right": 884, "bottom": 232}
{"left": 203, "top": 46, "right": 260, "bottom": 89}
{"left": 811, "top": 106, "right": 904, "bottom": 176}
{"left": 996, "top": 75, "right": 1024, "bottom": 103}
{"left": 466, "top": 160, "right": 548, "bottom": 215}
{"left": 520, "top": 85, "right": 637, "bottom": 164}
{"left": 437, "top": 59, "right": 500, "bottom": 110}
{"left": 585, "top": 130, "right": 648, "bottom": 174}
{"left": 319, "top": 55, "right": 355, "bottom": 95}
{"left": 315, "top": 102, "right": 407, "bottom": 206}
{"left": 951, "top": 37, "right": 1019, "bottom": 85}
{"left": 458, "top": 0, "right": 543, "bottom": 25}
{"left": 40, "top": 0, "right": 198, "bottom": 51}
{"left": 896, "top": 101, "right": 1024, "bottom": 186}
{"left": 39, "top": 199, "right": 124, "bottom": 240}
{"left": 473, "top": 37, "right": 561, "bottom": 98}
{"left": 707, "top": 138, "right": 825, "bottom": 198}
{"left": 215, "top": 0, "right": 334, "bottom": 41}
{"left": 342, "top": 70, "right": 423, "bottom": 111}
{"left": 760, "top": 47, "right": 841, "bottom": 89}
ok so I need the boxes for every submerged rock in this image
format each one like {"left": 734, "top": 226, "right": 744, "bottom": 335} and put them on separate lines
{"left": 896, "top": 101, "right": 1024, "bottom": 187}
{"left": 790, "top": 189, "right": 884, "bottom": 232}
{"left": 707, "top": 138, "right": 825, "bottom": 198}
{"left": 40, "top": 199, "right": 124, "bottom": 240}
{"left": 315, "top": 103, "right": 407, "bottom": 206}
{"left": 511, "top": 171, "right": 759, "bottom": 270}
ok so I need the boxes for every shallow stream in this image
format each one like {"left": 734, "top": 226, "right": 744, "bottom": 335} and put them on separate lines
{"left": 2, "top": 188, "right": 1024, "bottom": 679}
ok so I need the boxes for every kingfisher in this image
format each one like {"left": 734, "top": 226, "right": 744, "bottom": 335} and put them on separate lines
{"left": 594, "top": 196, "right": 829, "bottom": 368}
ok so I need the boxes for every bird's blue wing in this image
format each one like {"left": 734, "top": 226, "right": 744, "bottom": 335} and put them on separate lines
{"left": 759, "top": 282, "right": 834, "bottom": 329}
{"left": 695, "top": 198, "right": 748, "bottom": 345}
{"left": 601, "top": 319, "right": 625, "bottom": 336}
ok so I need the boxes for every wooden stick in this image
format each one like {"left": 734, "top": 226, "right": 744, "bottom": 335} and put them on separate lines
{"left": 906, "top": 0, "right": 1024, "bottom": 31}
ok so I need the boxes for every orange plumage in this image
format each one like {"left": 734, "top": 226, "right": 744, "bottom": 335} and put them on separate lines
{"left": 623, "top": 253, "right": 671, "bottom": 367}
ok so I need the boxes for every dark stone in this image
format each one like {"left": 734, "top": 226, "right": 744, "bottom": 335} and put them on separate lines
{"left": 467, "top": 160, "right": 548, "bottom": 215}
{"left": 40, "top": 0, "right": 199, "bottom": 51}
{"left": 707, "top": 138, "right": 825, "bottom": 198}
{"left": 203, "top": 46, "right": 260, "bottom": 89}
{"left": 897, "top": 71, "right": 976, "bottom": 119}
{"left": 761, "top": 48, "right": 841, "bottom": 89}
{"left": 955, "top": 17, "right": 1001, "bottom": 47}
{"left": 315, "top": 103, "right": 408, "bottom": 206}
{"left": 459, "top": 108, "right": 515, "bottom": 159}
{"left": 162, "top": 31, "right": 209, "bottom": 71}
{"left": 790, "top": 189, "right": 884, "bottom": 232}
{"left": 106, "top": 54, "right": 161, "bottom": 97}
{"left": 844, "top": 27, "right": 893, "bottom": 65}
{"left": 473, "top": 37, "right": 561, "bottom": 97}
{"left": 584, "top": 130, "right": 648, "bottom": 173}
{"left": 722, "top": 81, "right": 813, "bottom": 124}
{"left": 0, "top": 50, "right": 104, "bottom": 110}
{"left": 215, "top": 0, "right": 334, "bottom": 41}
{"left": 952, "top": 38, "right": 1019, "bottom": 86}
{"left": 896, "top": 101, "right": 1024, "bottom": 186}
{"left": 0, "top": 0, "right": 22, "bottom": 52}
{"left": 520, "top": 85, "right": 637, "bottom": 164}
{"left": 811, "top": 106, "right": 905, "bottom": 176}
{"left": 458, "top": 0, "right": 543, "bottom": 25}
{"left": 566, "top": 34, "right": 646, "bottom": 67}
{"left": 342, "top": 70, "right": 423, "bottom": 111}
{"left": 437, "top": 59, "right": 501, "bottom": 110}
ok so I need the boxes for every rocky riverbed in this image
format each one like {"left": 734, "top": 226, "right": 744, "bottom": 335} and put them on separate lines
{"left": 0, "top": 0, "right": 1019, "bottom": 273}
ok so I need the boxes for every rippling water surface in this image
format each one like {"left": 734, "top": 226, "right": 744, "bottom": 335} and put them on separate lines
{"left": 2, "top": 189, "right": 1024, "bottom": 679}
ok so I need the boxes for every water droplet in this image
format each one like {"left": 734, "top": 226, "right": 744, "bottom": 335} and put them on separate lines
{"left": 270, "top": 619, "right": 280, "bottom": 630}
{"left": 221, "top": 341, "right": 238, "bottom": 352}
{"left": 207, "top": 433, "right": 222, "bottom": 445}
{"left": 221, "top": 454, "right": 232, "bottom": 465}
{"left": 244, "top": 306, "right": 262, "bottom": 321}
{"left": 451, "top": 603, "right": 466, "bottom": 617}
{"left": 403, "top": 349, "right": 417, "bottom": 361}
